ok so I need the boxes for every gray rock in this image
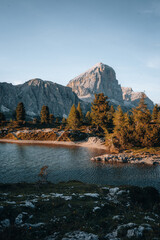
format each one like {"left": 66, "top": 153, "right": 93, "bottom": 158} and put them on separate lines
{"left": 67, "top": 62, "right": 154, "bottom": 110}
{"left": 67, "top": 63, "right": 124, "bottom": 105}
{"left": 0, "top": 79, "right": 89, "bottom": 118}
{"left": 122, "top": 87, "right": 154, "bottom": 110}
{"left": 62, "top": 231, "right": 99, "bottom": 240}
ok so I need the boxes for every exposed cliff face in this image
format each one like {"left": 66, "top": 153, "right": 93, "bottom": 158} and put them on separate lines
{"left": 0, "top": 79, "right": 89, "bottom": 118}
{"left": 122, "top": 87, "right": 154, "bottom": 110}
{"left": 67, "top": 63, "right": 154, "bottom": 110}
{"left": 67, "top": 63, "right": 124, "bottom": 105}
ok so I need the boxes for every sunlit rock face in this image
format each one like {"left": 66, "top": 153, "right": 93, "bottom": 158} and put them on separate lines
{"left": 67, "top": 63, "right": 154, "bottom": 110}
{"left": 67, "top": 62, "right": 124, "bottom": 105}
{"left": 122, "top": 87, "right": 154, "bottom": 110}
{"left": 0, "top": 79, "right": 89, "bottom": 118}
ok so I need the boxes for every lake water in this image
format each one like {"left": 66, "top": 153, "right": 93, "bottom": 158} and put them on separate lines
{"left": 0, "top": 143, "right": 160, "bottom": 191}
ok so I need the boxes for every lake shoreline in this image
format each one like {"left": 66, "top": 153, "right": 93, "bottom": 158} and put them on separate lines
{"left": 0, "top": 138, "right": 160, "bottom": 165}
{"left": 0, "top": 138, "right": 107, "bottom": 150}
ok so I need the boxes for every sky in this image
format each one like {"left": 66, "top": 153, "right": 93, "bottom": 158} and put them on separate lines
{"left": 0, "top": 0, "right": 160, "bottom": 104}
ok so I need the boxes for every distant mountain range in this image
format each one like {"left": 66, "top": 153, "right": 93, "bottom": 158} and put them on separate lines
{"left": 0, "top": 79, "right": 89, "bottom": 118}
{"left": 0, "top": 63, "right": 154, "bottom": 118}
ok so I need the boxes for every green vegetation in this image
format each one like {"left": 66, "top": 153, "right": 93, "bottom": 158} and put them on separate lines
{"left": 0, "top": 181, "right": 160, "bottom": 240}
{"left": 91, "top": 93, "right": 110, "bottom": 129}
{"left": 0, "top": 94, "right": 160, "bottom": 150}
{"left": 16, "top": 102, "right": 25, "bottom": 121}
{"left": 67, "top": 104, "right": 80, "bottom": 130}
{"left": 106, "top": 94, "right": 160, "bottom": 150}
{"left": 40, "top": 105, "right": 50, "bottom": 124}
{"left": 77, "top": 102, "right": 83, "bottom": 124}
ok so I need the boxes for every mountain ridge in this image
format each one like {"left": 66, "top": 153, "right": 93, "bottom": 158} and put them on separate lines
{"left": 67, "top": 63, "right": 154, "bottom": 110}
{"left": 0, "top": 63, "right": 155, "bottom": 118}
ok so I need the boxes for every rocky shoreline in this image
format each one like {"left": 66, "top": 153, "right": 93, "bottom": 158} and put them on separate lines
{"left": 91, "top": 153, "right": 160, "bottom": 165}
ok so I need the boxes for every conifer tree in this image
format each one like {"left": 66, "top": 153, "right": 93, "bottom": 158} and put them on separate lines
{"left": 40, "top": 105, "right": 49, "bottom": 124}
{"left": 152, "top": 104, "right": 159, "bottom": 121}
{"left": 91, "top": 93, "right": 110, "bottom": 129}
{"left": 62, "top": 117, "right": 66, "bottom": 125}
{"left": 85, "top": 111, "right": 92, "bottom": 125}
{"left": 132, "top": 94, "right": 152, "bottom": 147}
{"left": 49, "top": 114, "right": 54, "bottom": 124}
{"left": 107, "top": 105, "right": 115, "bottom": 132}
{"left": 67, "top": 104, "right": 80, "bottom": 130}
{"left": 0, "top": 112, "right": 5, "bottom": 122}
{"left": 16, "top": 102, "right": 25, "bottom": 121}
{"left": 113, "top": 106, "right": 124, "bottom": 133}
{"left": 77, "top": 102, "right": 83, "bottom": 124}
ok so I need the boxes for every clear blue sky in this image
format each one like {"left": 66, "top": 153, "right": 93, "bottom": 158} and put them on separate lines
{"left": 0, "top": 0, "right": 160, "bottom": 103}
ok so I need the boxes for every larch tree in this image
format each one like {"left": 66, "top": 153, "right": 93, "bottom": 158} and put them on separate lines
{"left": 77, "top": 102, "right": 83, "bottom": 124}
{"left": 49, "top": 114, "right": 54, "bottom": 124}
{"left": 91, "top": 93, "right": 110, "bottom": 129}
{"left": 152, "top": 104, "right": 159, "bottom": 121}
{"left": 16, "top": 102, "right": 25, "bottom": 121}
{"left": 85, "top": 111, "right": 92, "bottom": 125}
{"left": 40, "top": 105, "right": 50, "bottom": 124}
{"left": 67, "top": 104, "right": 80, "bottom": 130}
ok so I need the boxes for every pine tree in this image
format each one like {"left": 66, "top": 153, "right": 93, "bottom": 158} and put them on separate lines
{"left": 77, "top": 102, "right": 83, "bottom": 124}
{"left": 49, "top": 114, "right": 54, "bottom": 124}
{"left": 0, "top": 112, "right": 5, "bottom": 122}
{"left": 40, "top": 105, "right": 49, "bottom": 124}
{"left": 62, "top": 117, "right": 66, "bottom": 125}
{"left": 67, "top": 104, "right": 80, "bottom": 130}
{"left": 132, "top": 94, "right": 152, "bottom": 147}
{"left": 16, "top": 102, "right": 25, "bottom": 121}
{"left": 152, "top": 104, "right": 159, "bottom": 121}
{"left": 91, "top": 93, "right": 110, "bottom": 129}
{"left": 107, "top": 105, "right": 115, "bottom": 132}
{"left": 113, "top": 106, "right": 124, "bottom": 133}
{"left": 85, "top": 111, "right": 92, "bottom": 125}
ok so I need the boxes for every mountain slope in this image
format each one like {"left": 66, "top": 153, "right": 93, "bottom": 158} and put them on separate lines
{"left": 67, "top": 62, "right": 123, "bottom": 105}
{"left": 0, "top": 79, "right": 89, "bottom": 118}
{"left": 122, "top": 87, "right": 154, "bottom": 110}
{"left": 67, "top": 63, "right": 154, "bottom": 110}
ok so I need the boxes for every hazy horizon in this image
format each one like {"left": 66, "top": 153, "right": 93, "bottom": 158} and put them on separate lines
{"left": 0, "top": 0, "right": 160, "bottom": 104}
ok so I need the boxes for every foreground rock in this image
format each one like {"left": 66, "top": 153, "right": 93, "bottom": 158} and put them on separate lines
{"left": 91, "top": 153, "right": 160, "bottom": 165}
{"left": 0, "top": 181, "right": 160, "bottom": 239}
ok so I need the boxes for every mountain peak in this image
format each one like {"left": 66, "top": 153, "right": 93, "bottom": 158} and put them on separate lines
{"left": 26, "top": 78, "right": 43, "bottom": 86}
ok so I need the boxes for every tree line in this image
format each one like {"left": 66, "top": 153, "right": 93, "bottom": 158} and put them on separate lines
{"left": 0, "top": 93, "right": 160, "bottom": 148}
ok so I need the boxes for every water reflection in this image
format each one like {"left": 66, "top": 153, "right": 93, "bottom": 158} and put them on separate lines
{"left": 0, "top": 143, "right": 160, "bottom": 191}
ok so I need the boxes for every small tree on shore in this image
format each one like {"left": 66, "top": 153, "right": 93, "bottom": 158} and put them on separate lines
{"left": 67, "top": 104, "right": 80, "bottom": 129}
{"left": 91, "top": 93, "right": 110, "bottom": 129}
{"left": 77, "top": 102, "right": 83, "bottom": 124}
{"left": 49, "top": 114, "right": 54, "bottom": 124}
{"left": 16, "top": 102, "right": 25, "bottom": 121}
{"left": 40, "top": 105, "right": 50, "bottom": 124}
{"left": 85, "top": 111, "right": 92, "bottom": 125}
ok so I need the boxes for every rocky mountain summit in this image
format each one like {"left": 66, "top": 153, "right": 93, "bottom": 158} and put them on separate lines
{"left": 67, "top": 63, "right": 154, "bottom": 110}
{"left": 122, "top": 87, "right": 154, "bottom": 110}
{"left": 0, "top": 63, "right": 155, "bottom": 118}
{"left": 67, "top": 62, "right": 124, "bottom": 106}
{"left": 0, "top": 79, "right": 89, "bottom": 118}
